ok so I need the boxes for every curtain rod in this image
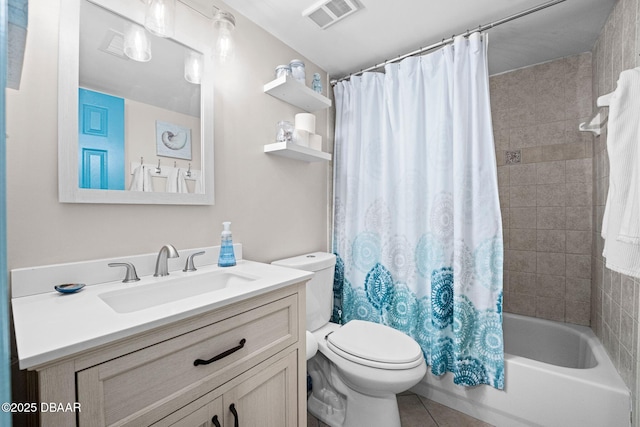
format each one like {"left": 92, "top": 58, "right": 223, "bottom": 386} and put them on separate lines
{"left": 330, "top": 0, "right": 567, "bottom": 85}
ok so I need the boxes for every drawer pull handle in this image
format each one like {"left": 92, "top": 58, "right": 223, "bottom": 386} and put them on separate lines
{"left": 194, "top": 339, "right": 247, "bottom": 366}
{"left": 211, "top": 415, "right": 221, "bottom": 427}
{"left": 230, "top": 403, "right": 239, "bottom": 427}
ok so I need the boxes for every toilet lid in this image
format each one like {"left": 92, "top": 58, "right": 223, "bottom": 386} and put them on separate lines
{"left": 326, "top": 320, "right": 424, "bottom": 370}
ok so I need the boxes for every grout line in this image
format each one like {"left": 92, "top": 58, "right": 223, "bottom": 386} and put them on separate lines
{"left": 415, "top": 394, "right": 440, "bottom": 427}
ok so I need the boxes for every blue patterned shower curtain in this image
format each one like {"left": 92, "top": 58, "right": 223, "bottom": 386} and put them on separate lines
{"left": 332, "top": 33, "right": 504, "bottom": 389}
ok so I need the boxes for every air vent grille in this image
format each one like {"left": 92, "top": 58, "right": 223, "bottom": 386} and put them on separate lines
{"left": 98, "top": 29, "right": 128, "bottom": 59}
{"left": 325, "top": 0, "right": 351, "bottom": 18}
{"left": 308, "top": 8, "right": 334, "bottom": 28}
{"left": 303, "top": 0, "right": 362, "bottom": 29}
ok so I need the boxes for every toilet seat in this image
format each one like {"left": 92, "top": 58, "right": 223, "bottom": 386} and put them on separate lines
{"left": 325, "top": 320, "right": 424, "bottom": 370}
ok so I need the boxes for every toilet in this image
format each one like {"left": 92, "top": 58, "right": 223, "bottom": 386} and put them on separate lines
{"left": 272, "top": 252, "right": 427, "bottom": 427}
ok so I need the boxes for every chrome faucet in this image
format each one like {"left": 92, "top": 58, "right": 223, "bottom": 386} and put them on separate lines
{"left": 183, "top": 251, "right": 205, "bottom": 272}
{"left": 154, "top": 244, "right": 179, "bottom": 277}
{"left": 108, "top": 262, "right": 140, "bottom": 283}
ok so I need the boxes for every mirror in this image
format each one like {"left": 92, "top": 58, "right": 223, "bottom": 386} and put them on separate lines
{"left": 58, "top": 0, "right": 214, "bottom": 204}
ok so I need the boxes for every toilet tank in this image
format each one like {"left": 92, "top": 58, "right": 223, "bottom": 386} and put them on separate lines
{"left": 272, "top": 252, "right": 336, "bottom": 332}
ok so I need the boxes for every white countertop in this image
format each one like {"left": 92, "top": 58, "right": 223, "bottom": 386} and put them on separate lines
{"left": 12, "top": 260, "right": 312, "bottom": 370}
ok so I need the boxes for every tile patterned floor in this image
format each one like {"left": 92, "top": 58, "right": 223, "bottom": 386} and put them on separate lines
{"left": 307, "top": 393, "right": 494, "bottom": 427}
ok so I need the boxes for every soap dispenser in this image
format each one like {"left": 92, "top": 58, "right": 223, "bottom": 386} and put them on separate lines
{"left": 218, "top": 221, "right": 236, "bottom": 267}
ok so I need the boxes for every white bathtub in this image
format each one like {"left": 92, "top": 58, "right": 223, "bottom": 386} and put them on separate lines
{"left": 412, "top": 313, "right": 631, "bottom": 427}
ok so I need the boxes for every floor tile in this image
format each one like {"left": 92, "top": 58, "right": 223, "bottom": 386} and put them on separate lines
{"left": 398, "top": 394, "right": 438, "bottom": 427}
{"left": 307, "top": 393, "right": 492, "bottom": 427}
{"left": 307, "top": 413, "right": 331, "bottom": 427}
{"left": 419, "top": 396, "right": 495, "bottom": 427}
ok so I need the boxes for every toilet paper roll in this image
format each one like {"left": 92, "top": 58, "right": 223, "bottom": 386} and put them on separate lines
{"left": 293, "top": 129, "right": 310, "bottom": 147}
{"left": 309, "top": 134, "right": 322, "bottom": 151}
{"left": 295, "top": 113, "right": 316, "bottom": 134}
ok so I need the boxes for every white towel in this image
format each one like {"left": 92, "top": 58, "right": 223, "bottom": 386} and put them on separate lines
{"left": 129, "top": 165, "right": 154, "bottom": 192}
{"left": 178, "top": 170, "right": 189, "bottom": 193}
{"left": 166, "top": 168, "right": 188, "bottom": 193}
{"left": 601, "top": 67, "right": 640, "bottom": 278}
{"left": 619, "top": 115, "right": 640, "bottom": 243}
{"left": 194, "top": 173, "right": 203, "bottom": 194}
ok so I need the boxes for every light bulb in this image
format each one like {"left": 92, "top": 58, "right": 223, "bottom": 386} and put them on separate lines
{"left": 184, "top": 50, "right": 203, "bottom": 84}
{"left": 216, "top": 24, "right": 234, "bottom": 63}
{"left": 123, "top": 23, "right": 152, "bottom": 62}
{"left": 213, "top": 11, "right": 235, "bottom": 63}
{"left": 144, "top": 0, "right": 175, "bottom": 38}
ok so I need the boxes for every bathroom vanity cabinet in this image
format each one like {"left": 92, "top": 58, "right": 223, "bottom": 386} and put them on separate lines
{"left": 32, "top": 283, "right": 306, "bottom": 427}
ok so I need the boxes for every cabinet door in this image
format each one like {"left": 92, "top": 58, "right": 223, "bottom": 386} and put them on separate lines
{"left": 77, "top": 295, "right": 297, "bottom": 426}
{"left": 151, "top": 396, "right": 223, "bottom": 427}
{"left": 224, "top": 351, "right": 297, "bottom": 427}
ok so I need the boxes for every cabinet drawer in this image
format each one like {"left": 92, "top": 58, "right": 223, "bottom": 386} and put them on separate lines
{"left": 77, "top": 295, "right": 297, "bottom": 427}
{"left": 152, "top": 397, "right": 222, "bottom": 427}
{"left": 152, "top": 350, "right": 298, "bottom": 427}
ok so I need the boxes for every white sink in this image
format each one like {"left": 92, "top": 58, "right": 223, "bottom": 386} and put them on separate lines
{"left": 99, "top": 271, "right": 257, "bottom": 313}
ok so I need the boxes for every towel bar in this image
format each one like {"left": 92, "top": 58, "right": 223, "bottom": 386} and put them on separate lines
{"left": 579, "top": 91, "right": 614, "bottom": 136}
{"left": 129, "top": 162, "right": 201, "bottom": 181}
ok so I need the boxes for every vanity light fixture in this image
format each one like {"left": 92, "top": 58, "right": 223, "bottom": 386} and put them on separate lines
{"left": 184, "top": 50, "right": 203, "bottom": 84}
{"left": 123, "top": 23, "right": 152, "bottom": 62}
{"left": 140, "top": 0, "right": 237, "bottom": 64}
{"left": 212, "top": 10, "right": 236, "bottom": 63}
{"left": 174, "top": 0, "right": 237, "bottom": 63}
{"left": 144, "top": 0, "right": 176, "bottom": 38}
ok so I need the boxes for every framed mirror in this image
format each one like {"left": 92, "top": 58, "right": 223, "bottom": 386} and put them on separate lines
{"left": 58, "top": 0, "right": 214, "bottom": 204}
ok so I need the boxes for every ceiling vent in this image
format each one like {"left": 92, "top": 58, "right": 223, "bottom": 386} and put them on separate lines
{"left": 303, "top": 0, "right": 362, "bottom": 30}
{"left": 98, "top": 29, "right": 128, "bottom": 60}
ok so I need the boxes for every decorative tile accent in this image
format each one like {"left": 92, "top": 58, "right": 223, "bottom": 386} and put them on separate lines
{"left": 505, "top": 150, "right": 521, "bottom": 164}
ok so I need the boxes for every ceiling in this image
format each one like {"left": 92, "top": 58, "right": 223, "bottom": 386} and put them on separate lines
{"left": 223, "top": 0, "right": 617, "bottom": 78}
{"left": 81, "top": 1, "right": 201, "bottom": 117}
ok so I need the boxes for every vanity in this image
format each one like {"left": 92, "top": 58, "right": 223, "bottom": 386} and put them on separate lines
{"left": 11, "top": 247, "right": 312, "bottom": 426}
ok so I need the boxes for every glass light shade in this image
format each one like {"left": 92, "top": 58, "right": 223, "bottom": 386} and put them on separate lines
{"left": 184, "top": 50, "right": 203, "bottom": 84}
{"left": 214, "top": 11, "right": 235, "bottom": 63}
{"left": 123, "top": 23, "right": 152, "bottom": 62}
{"left": 145, "top": 0, "right": 175, "bottom": 38}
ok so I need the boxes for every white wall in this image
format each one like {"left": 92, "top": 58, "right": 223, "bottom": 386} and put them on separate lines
{"left": 124, "top": 99, "right": 202, "bottom": 192}
{"left": 5, "top": 0, "right": 333, "bottom": 272}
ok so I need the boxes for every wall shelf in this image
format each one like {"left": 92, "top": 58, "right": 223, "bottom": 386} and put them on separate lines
{"left": 263, "top": 76, "right": 332, "bottom": 112}
{"left": 264, "top": 142, "right": 332, "bottom": 162}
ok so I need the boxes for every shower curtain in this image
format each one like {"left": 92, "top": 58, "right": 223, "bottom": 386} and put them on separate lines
{"left": 332, "top": 33, "right": 504, "bottom": 389}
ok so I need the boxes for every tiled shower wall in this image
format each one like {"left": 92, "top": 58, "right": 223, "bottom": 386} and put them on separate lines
{"left": 591, "top": 0, "right": 640, "bottom": 398}
{"left": 490, "top": 53, "right": 594, "bottom": 325}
